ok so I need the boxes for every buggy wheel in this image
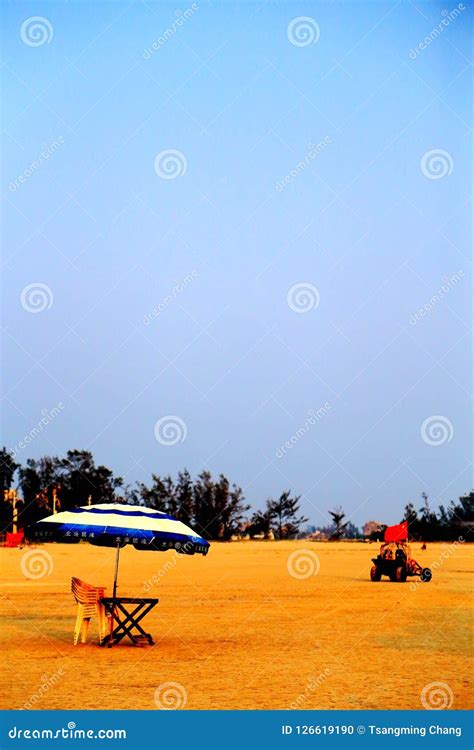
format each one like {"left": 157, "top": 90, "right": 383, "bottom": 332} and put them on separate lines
{"left": 370, "top": 565, "right": 381, "bottom": 581}
{"left": 395, "top": 566, "right": 407, "bottom": 582}
{"left": 421, "top": 567, "right": 432, "bottom": 582}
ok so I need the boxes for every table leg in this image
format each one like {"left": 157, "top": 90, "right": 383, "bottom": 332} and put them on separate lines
{"left": 107, "top": 604, "right": 115, "bottom": 648}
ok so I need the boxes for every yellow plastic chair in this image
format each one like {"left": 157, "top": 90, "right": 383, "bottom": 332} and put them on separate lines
{"left": 71, "top": 577, "right": 108, "bottom": 645}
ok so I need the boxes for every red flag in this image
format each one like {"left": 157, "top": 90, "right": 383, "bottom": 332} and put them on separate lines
{"left": 384, "top": 521, "right": 408, "bottom": 542}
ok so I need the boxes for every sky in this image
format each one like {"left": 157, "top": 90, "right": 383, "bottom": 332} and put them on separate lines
{"left": 1, "top": 0, "right": 472, "bottom": 529}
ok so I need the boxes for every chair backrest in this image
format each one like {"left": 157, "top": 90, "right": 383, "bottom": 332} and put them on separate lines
{"left": 71, "top": 577, "right": 106, "bottom": 606}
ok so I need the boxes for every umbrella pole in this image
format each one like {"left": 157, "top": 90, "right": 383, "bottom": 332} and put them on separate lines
{"left": 108, "top": 542, "right": 120, "bottom": 648}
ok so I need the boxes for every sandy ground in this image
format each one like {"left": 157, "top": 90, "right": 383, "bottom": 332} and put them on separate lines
{"left": 0, "top": 540, "right": 472, "bottom": 711}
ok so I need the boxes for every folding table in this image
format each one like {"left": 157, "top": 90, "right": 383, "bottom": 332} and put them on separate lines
{"left": 100, "top": 597, "right": 158, "bottom": 647}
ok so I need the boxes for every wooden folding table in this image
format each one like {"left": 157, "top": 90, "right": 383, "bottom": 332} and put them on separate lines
{"left": 100, "top": 597, "right": 158, "bottom": 647}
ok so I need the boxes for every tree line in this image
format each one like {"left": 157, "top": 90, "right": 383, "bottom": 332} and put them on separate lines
{"left": 316, "top": 496, "right": 473, "bottom": 542}
{"left": 401, "top": 492, "right": 473, "bottom": 542}
{"left": 0, "top": 448, "right": 472, "bottom": 542}
{"left": 0, "top": 448, "right": 304, "bottom": 541}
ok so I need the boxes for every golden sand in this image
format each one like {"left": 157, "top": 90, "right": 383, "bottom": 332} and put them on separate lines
{"left": 0, "top": 540, "right": 472, "bottom": 710}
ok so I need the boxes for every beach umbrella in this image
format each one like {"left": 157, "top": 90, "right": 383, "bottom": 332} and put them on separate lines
{"left": 26, "top": 503, "right": 210, "bottom": 597}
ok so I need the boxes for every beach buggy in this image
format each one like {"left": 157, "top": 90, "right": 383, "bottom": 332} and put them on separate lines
{"left": 369, "top": 521, "right": 432, "bottom": 583}
{"left": 370, "top": 541, "right": 432, "bottom": 582}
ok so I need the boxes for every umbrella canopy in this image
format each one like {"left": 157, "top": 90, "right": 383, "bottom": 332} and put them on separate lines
{"left": 26, "top": 503, "right": 210, "bottom": 556}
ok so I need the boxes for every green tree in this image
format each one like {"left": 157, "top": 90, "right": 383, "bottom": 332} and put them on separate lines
{"left": 328, "top": 506, "right": 348, "bottom": 540}
{"left": 193, "top": 470, "right": 218, "bottom": 539}
{"left": 193, "top": 471, "right": 249, "bottom": 540}
{"left": 418, "top": 493, "right": 439, "bottom": 541}
{"left": 18, "top": 456, "right": 61, "bottom": 526}
{"left": 220, "top": 478, "right": 249, "bottom": 540}
{"left": 342, "top": 521, "right": 361, "bottom": 539}
{"left": 130, "top": 474, "right": 174, "bottom": 512}
{"left": 17, "top": 450, "right": 123, "bottom": 526}
{"left": 174, "top": 469, "right": 195, "bottom": 525}
{"left": 249, "top": 509, "right": 273, "bottom": 537}
{"left": 267, "top": 491, "right": 308, "bottom": 539}
{"left": 403, "top": 503, "right": 419, "bottom": 537}
{"left": 58, "top": 450, "right": 123, "bottom": 508}
{"left": 403, "top": 502, "right": 419, "bottom": 526}
{"left": 0, "top": 448, "right": 19, "bottom": 492}
{"left": 446, "top": 491, "right": 473, "bottom": 537}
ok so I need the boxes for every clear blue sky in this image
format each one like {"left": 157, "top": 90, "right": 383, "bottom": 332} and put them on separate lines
{"left": 2, "top": 1, "right": 472, "bottom": 527}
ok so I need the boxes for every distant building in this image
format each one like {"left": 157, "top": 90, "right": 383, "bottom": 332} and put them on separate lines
{"left": 363, "top": 521, "right": 384, "bottom": 538}
{"left": 306, "top": 530, "right": 328, "bottom": 541}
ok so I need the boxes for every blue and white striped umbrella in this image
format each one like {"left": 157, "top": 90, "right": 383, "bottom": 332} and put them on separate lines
{"left": 27, "top": 503, "right": 210, "bottom": 556}
{"left": 27, "top": 503, "right": 209, "bottom": 598}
